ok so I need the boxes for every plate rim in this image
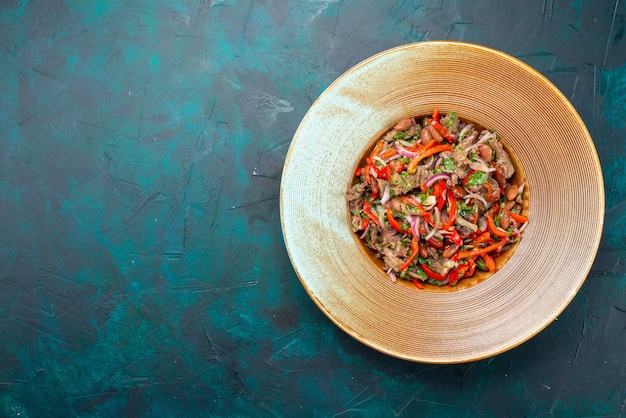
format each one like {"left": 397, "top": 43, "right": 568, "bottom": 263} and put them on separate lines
{"left": 280, "top": 40, "right": 605, "bottom": 363}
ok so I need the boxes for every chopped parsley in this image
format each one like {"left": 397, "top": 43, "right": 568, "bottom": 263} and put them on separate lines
{"left": 393, "top": 132, "right": 406, "bottom": 140}
{"left": 442, "top": 158, "right": 457, "bottom": 172}
{"left": 457, "top": 200, "right": 473, "bottom": 217}
{"left": 444, "top": 112, "right": 458, "bottom": 128}
{"left": 465, "top": 171, "right": 488, "bottom": 187}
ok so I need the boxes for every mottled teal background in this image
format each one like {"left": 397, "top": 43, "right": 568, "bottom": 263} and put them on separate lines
{"left": 0, "top": 0, "right": 625, "bottom": 417}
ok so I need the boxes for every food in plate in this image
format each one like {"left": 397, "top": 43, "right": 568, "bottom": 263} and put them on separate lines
{"left": 346, "top": 109, "right": 528, "bottom": 288}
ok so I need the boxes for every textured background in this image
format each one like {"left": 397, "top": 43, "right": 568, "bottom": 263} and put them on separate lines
{"left": 0, "top": 0, "right": 625, "bottom": 417}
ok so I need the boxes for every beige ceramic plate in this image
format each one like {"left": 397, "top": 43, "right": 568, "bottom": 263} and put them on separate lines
{"left": 280, "top": 41, "right": 604, "bottom": 363}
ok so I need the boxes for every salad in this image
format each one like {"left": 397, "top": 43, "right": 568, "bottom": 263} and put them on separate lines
{"left": 346, "top": 109, "right": 528, "bottom": 288}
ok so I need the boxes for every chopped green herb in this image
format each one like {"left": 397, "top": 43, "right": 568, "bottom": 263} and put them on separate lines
{"left": 442, "top": 158, "right": 456, "bottom": 172}
{"left": 466, "top": 171, "right": 488, "bottom": 187}
{"left": 416, "top": 193, "right": 430, "bottom": 204}
{"left": 444, "top": 112, "right": 458, "bottom": 128}
{"left": 417, "top": 257, "right": 431, "bottom": 265}
{"left": 394, "top": 132, "right": 406, "bottom": 139}
{"left": 457, "top": 200, "right": 473, "bottom": 217}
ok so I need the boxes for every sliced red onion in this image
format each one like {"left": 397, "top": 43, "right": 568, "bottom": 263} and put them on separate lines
{"left": 375, "top": 205, "right": 385, "bottom": 227}
{"left": 370, "top": 166, "right": 377, "bottom": 178}
{"left": 394, "top": 142, "right": 419, "bottom": 158}
{"left": 518, "top": 222, "right": 528, "bottom": 234}
{"left": 421, "top": 155, "right": 435, "bottom": 169}
{"left": 464, "top": 192, "right": 489, "bottom": 208}
{"left": 380, "top": 183, "right": 391, "bottom": 205}
{"left": 424, "top": 207, "right": 441, "bottom": 241}
{"left": 434, "top": 156, "right": 443, "bottom": 169}
{"left": 479, "top": 131, "right": 496, "bottom": 142}
{"left": 411, "top": 216, "right": 421, "bottom": 238}
{"left": 422, "top": 195, "right": 437, "bottom": 210}
{"left": 456, "top": 215, "right": 478, "bottom": 232}
{"left": 388, "top": 153, "right": 402, "bottom": 161}
{"left": 478, "top": 216, "right": 488, "bottom": 232}
{"left": 359, "top": 223, "right": 370, "bottom": 239}
{"left": 425, "top": 223, "right": 437, "bottom": 241}
{"left": 398, "top": 139, "right": 415, "bottom": 147}
{"left": 469, "top": 161, "right": 495, "bottom": 173}
{"left": 464, "top": 142, "right": 482, "bottom": 152}
{"left": 373, "top": 156, "right": 387, "bottom": 165}
{"left": 464, "top": 131, "right": 494, "bottom": 151}
{"left": 426, "top": 173, "right": 451, "bottom": 187}
{"left": 424, "top": 228, "right": 437, "bottom": 241}
{"left": 387, "top": 267, "right": 397, "bottom": 282}
{"left": 518, "top": 183, "right": 526, "bottom": 194}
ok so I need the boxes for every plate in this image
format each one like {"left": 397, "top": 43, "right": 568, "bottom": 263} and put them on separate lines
{"left": 280, "top": 41, "right": 604, "bottom": 363}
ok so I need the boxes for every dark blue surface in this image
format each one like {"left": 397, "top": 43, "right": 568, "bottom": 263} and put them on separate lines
{"left": 0, "top": 0, "right": 625, "bottom": 416}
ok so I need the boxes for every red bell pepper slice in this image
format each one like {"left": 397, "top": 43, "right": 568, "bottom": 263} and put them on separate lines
{"left": 432, "top": 108, "right": 440, "bottom": 123}
{"left": 412, "top": 280, "right": 424, "bottom": 289}
{"left": 432, "top": 180, "right": 446, "bottom": 198}
{"left": 464, "top": 258, "right": 476, "bottom": 277}
{"left": 447, "top": 268, "right": 460, "bottom": 286}
{"left": 372, "top": 163, "right": 391, "bottom": 181}
{"left": 399, "top": 196, "right": 433, "bottom": 226}
{"left": 474, "top": 231, "right": 491, "bottom": 244}
{"left": 427, "top": 237, "right": 444, "bottom": 249}
{"left": 429, "top": 119, "right": 456, "bottom": 143}
{"left": 457, "top": 240, "right": 506, "bottom": 259}
{"left": 386, "top": 206, "right": 409, "bottom": 234}
{"left": 446, "top": 228, "right": 463, "bottom": 247}
{"left": 482, "top": 253, "right": 496, "bottom": 272}
{"left": 510, "top": 212, "right": 528, "bottom": 223}
{"left": 487, "top": 210, "right": 509, "bottom": 238}
{"left": 400, "top": 235, "right": 419, "bottom": 270}
{"left": 363, "top": 201, "right": 382, "bottom": 228}
{"left": 380, "top": 148, "right": 398, "bottom": 159}
{"left": 456, "top": 264, "right": 469, "bottom": 278}
{"left": 370, "top": 141, "right": 385, "bottom": 159}
{"left": 406, "top": 144, "right": 452, "bottom": 174}
{"left": 383, "top": 165, "right": 391, "bottom": 180}
{"left": 420, "top": 264, "right": 446, "bottom": 281}
{"left": 441, "top": 193, "right": 457, "bottom": 230}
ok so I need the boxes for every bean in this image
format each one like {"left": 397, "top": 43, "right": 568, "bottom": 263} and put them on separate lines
{"left": 442, "top": 244, "right": 460, "bottom": 259}
{"left": 478, "top": 144, "right": 493, "bottom": 162}
{"left": 390, "top": 198, "right": 402, "bottom": 212}
{"left": 419, "top": 245, "right": 429, "bottom": 259}
{"left": 420, "top": 127, "right": 433, "bottom": 145}
{"left": 505, "top": 200, "right": 516, "bottom": 211}
{"left": 506, "top": 185, "right": 519, "bottom": 201}
{"left": 428, "top": 124, "right": 444, "bottom": 143}
{"left": 494, "top": 167, "right": 506, "bottom": 189}
{"left": 393, "top": 118, "right": 413, "bottom": 131}
{"left": 452, "top": 185, "right": 465, "bottom": 199}
{"left": 499, "top": 211, "right": 511, "bottom": 230}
